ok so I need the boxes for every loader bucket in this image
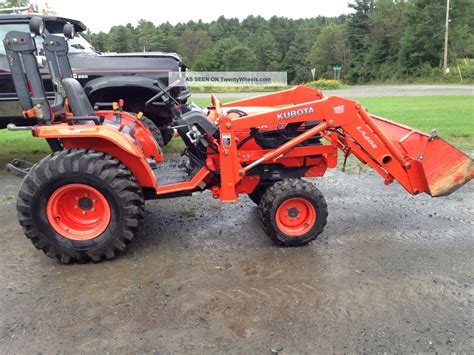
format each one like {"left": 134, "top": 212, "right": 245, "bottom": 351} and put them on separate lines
{"left": 418, "top": 138, "right": 473, "bottom": 197}
{"left": 370, "top": 115, "right": 473, "bottom": 197}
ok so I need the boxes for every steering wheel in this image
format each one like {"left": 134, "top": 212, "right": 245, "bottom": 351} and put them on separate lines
{"left": 145, "top": 80, "right": 182, "bottom": 106}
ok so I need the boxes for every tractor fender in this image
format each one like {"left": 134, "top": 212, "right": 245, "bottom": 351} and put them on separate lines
{"left": 35, "top": 124, "right": 157, "bottom": 188}
{"left": 83, "top": 76, "right": 162, "bottom": 98}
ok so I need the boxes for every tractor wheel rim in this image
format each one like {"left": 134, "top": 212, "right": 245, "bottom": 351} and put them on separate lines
{"left": 46, "top": 184, "right": 111, "bottom": 241}
{"left": 276, "top": 197, "right": 316, "bottom": 237}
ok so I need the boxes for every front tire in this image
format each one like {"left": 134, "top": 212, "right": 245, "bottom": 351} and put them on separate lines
{"left": 17, "top": 149, "right": 144, "bottom": 263}
{"left": 258, "top": 179, "right": 328, "bottom": 246}
{"left": 248, "top": 182, "right": 274, "bottom": 205}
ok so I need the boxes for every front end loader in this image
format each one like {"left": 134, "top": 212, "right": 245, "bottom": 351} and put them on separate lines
{"left": 3, "top": 18, "right": 472, "bottom": 263}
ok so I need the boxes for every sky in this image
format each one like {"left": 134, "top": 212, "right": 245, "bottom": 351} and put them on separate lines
{"left": 34, "top": 0, "right": 355, "bottom": 33}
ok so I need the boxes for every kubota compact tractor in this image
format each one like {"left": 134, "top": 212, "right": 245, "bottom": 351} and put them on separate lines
{"left": 3, "top": 18, "right": 473, "bottom": 263}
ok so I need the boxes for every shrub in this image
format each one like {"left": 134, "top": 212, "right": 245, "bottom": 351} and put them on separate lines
{"left": 305, "top": 79, "right": 343, "bottom": 90}
{"left": 460, "top": 63, "right": 474, "bottom": 81}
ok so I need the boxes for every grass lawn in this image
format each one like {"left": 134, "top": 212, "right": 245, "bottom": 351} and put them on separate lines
{"left": 0, "top": 130, "right": 50, "bottom": 167}
{"left": 358, "top": 96, "right": 474, "bottom": 150}
{"left": 0, "top": 95, "right": 472, "bottom": 168}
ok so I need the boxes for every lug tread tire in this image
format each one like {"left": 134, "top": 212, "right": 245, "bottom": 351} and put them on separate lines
{"left": 140, "top": 116, "right": 164, "bottom": 148}
{"left": 17, "top": 149, "right": 144, "bottom": 263}
{"left": 248, "top": 189, "right": 263, "bottom": 205}
{"left": 258, "top": 179, "right": 328, "bottom": 246}
{"left": 121, "top": 100, "right": 169, "bottom": 146}
{"left": 248, "top": 182, "right": 273, "bottom": 206}
{"left": 159, "top": 128, "right": 174, "bottom": 146}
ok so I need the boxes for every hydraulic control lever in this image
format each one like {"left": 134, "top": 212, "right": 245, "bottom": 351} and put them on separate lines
{"left": 145, "top": 79, "right": 181, "bottom": 107}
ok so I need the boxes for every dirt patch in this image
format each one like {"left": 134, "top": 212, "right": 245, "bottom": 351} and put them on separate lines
{"left": 0, "top": 170, "right": 472, "bottom": 353}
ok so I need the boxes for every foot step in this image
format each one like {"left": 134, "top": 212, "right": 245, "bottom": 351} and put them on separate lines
{"left": 153, "top": 160, "right": 193, "bottom": 186}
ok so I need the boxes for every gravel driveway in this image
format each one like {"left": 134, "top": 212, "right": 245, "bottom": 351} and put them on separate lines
{"left": 0, "top": 168, "right": 472, "bottom": 353}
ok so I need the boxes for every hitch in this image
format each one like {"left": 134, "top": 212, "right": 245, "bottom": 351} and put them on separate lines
{"left": 7, "top": 123, "right": 32, "bottom": 131}
{"left": 6, "top": 159, "right": 34, "bottom": 178}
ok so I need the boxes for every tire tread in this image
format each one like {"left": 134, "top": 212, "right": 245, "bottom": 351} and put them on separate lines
{"left": 17, "top": 149, "right": 144, "bottom": 263}
{"left": 258, "top": 179, "right": 328, "bottom": 246}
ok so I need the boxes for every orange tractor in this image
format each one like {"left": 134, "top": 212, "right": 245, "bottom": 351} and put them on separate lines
{"left": 3, "top": 18, "right": 473, "bottom": 263}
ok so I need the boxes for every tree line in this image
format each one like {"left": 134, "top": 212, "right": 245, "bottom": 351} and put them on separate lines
{"left": 3, "top": 0, "right": 473, "bottom": 83}
{"left": 85, "top": 0, "right": 472, "bottom": 84}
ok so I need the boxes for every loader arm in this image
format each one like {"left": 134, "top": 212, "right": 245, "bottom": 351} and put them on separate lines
{"left": 220, "top": 86, "right": 324, "bottom": 107}
{"left": 217, "top": 93, "right": 473, "bottom": 199}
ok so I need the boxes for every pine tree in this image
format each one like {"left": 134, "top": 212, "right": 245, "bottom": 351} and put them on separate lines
{"left": 309, "top": 25, "right": 348, "bottom": 79}
{"left": 398, "top": 0, "right": 446, "bottom": 75}
{"left": 222, "top": 46, "right": 258, "bottom": 71}
{"left": 249, "top": 32, "right": 281, "bottom": 71}
{"left": 346, "top": 0, "right": 371, "bottom": 83}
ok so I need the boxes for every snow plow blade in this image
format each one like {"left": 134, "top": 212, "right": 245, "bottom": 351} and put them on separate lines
{"left": 371, "top": 115, "right": 473, "bottom": 197}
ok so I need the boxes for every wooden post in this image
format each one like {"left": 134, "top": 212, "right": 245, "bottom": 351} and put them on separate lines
{"left": 443, "top": 0, "right": 451, "bottom": 78}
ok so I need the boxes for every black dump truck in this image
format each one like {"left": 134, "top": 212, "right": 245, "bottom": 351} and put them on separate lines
{"left": 0, "top": 13, "right": 190, "bottom": 144}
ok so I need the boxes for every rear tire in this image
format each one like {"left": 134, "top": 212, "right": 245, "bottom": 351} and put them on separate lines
{"left": 258, "top": 179, "right": 328, "bottom": 246}
{"left": 109, "top": 98, "right": 174, "bottom": 146}
{"left": 140, "top": 116, "right": 164, "bottom": 148}
{"left": 17, "top": 149, "right": 144, "bottom": 263}
{"left": 159, "top": 128, "right": 174, "bottom": 146}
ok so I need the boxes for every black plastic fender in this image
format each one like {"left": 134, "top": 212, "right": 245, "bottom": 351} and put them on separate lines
{"left": 83, "top": 75, "right": 162, "bottom": 98}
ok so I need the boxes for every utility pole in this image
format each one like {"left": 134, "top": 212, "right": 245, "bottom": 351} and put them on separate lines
{"left": 443, "top": 0, "right": 451, "bottom": 78}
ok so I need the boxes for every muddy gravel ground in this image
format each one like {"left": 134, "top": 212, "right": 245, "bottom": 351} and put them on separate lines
{"left": 0, "top": 169, "right": 472, "bottom": 353}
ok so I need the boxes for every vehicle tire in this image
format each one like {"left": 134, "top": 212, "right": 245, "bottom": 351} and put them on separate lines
{"left": 17, "top": 149, "right": 144, "bottom": 263}
{"left": 258, "top": 179, "right": 328, "bottom": 246}
{"left": 159, "top": 128, "right": 174, "bottom": 146}
{"left": 140, "top": 116, "right": 164, "bottom": 148}
{"left": 122, "top": 101, "right": 173, "bottom": 146}
{"left": 248, "top": 182, "right": 273, "bottom": 205}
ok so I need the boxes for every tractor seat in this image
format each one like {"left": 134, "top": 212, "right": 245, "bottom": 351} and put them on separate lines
{"left": 62, "top": 78, "right": 95, "bottom": 117}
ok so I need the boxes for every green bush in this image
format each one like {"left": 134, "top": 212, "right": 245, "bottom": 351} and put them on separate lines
{"left": 305, "top": 79, "right": 343, "bottom": 90}
{"left": 392, "top": 62, "right": 474, "bottom": 84}
{"left": 459, "top": 63, "right": 474, "bottom": 81}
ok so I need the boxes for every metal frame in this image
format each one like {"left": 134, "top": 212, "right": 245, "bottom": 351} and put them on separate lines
{"left": 3, "top": 30, "right": 52, "bottom": 122}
